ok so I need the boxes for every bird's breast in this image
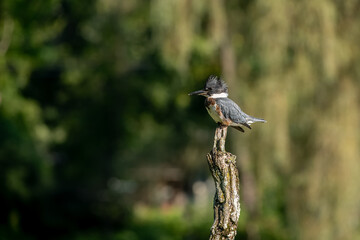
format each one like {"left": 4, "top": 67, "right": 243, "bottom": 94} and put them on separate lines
{"left": 205, "top": 98, "right": 223, "bottom": 123}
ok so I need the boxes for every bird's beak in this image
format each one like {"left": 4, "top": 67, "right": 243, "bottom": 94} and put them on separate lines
{"left": 188, "top": 89, "right": 208, "bottom": 96}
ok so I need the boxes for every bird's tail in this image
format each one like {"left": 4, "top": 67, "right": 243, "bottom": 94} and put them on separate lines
{"left": 246, "top": 115, "right": 267, "bottom": 124}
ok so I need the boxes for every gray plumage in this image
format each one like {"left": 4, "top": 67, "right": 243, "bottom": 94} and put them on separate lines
{"left": 215, "top": 98, "right": 266, "bottom": 128}
{"left": 189, "top": 75, "right": 266, "bottom": 132}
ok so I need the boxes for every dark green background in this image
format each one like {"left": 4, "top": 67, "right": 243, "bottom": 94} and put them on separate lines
{"left": 1, "top": 1, "right": 360, "bottom": 239}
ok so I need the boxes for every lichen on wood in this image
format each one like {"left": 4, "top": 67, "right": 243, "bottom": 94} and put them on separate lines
{"left": 207, "top": 126, "right": 241, "bottom": 240}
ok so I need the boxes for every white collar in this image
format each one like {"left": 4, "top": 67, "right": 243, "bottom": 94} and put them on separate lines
{"left": 210, "top": 93, "right": 228, "bottom": 98}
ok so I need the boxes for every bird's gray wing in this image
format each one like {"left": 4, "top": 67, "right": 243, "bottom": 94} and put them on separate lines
{"left": 215, "top": 98, "right": 251, "bottom": 129}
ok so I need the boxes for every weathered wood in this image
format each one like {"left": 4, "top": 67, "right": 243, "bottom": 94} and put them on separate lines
{"left": 207, "top": 126, "right": 241, "bottom": 240}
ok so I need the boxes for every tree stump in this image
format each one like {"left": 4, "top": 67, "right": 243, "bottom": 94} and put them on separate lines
{"left": 207, "top": 126, "right": 241, "bottom": 240}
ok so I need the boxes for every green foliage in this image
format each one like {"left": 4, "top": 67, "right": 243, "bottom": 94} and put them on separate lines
{"left": 1, "top": 0, "right": 360, "bottom": 239}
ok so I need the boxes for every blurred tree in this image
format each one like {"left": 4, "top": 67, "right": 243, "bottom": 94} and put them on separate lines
{"left": 226, "top": 1, "right": 360, "bottom": 240}
{"left": 1, "top": 0, "right": 360, "bottom": 239}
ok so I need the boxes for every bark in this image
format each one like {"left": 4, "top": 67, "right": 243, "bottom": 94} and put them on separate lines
{"left": 207, "top": 126, "right": 241, "bottom": 240}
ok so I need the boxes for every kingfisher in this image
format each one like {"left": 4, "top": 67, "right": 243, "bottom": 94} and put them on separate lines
{"left": 189, "top": 75, "right": 266, "bottom": 132}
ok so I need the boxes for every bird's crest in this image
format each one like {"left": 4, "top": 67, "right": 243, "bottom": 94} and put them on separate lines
{"left": 205, "top": 75, "right": 228, "bottom": 93}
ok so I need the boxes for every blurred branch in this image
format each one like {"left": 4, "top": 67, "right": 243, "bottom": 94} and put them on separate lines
{"left": 207, "top": 126, "right": 241, "bottom": 240}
